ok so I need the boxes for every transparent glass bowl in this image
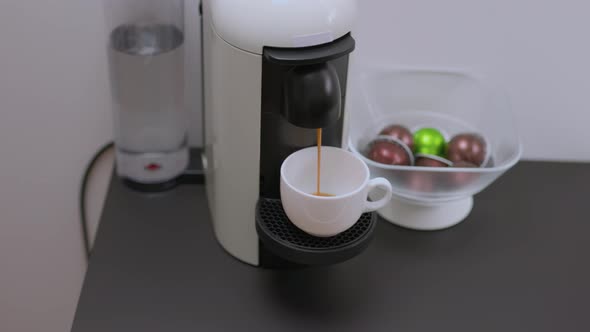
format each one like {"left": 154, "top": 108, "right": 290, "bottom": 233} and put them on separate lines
{"left": 347, "top": 67, "right": 522, "bottom": 229}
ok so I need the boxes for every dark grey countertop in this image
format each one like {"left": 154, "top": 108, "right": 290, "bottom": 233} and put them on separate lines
{"left": 71, "top": 161, "right": 590, "bottom": 332}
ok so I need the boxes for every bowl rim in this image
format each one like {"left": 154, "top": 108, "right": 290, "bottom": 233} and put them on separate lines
{"left": 348, "top": 66, "right": 523, "bottom": 174}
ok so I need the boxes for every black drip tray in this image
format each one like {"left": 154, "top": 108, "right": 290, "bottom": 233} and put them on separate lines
{"left": 256, "top": 198, "right": 376, "bottom": 265}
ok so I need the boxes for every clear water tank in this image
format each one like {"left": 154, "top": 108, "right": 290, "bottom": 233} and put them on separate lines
{"left": 104, "top": 0, "right": 187, "bottom": 190}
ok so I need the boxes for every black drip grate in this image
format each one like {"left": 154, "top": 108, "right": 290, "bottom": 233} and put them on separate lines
{"left": 256, "top": 198, "right": 376, "bottom": 265}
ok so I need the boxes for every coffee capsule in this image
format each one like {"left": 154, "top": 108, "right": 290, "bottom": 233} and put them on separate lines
{"left": 446, "top": 160, "right": 479, "bottom": 188}
{"left": 379, "top": 124, "right": 414, "bottom": 150}
{"left": 447, "top": 133, "right": 487, "bottom": 166}
{"left": 367, "top": 136, "right": 414, "bottom": 166}
{"left": 415, "top": 154, "right": 453, "bottom": 168}
{"left": 407, "top": 173, "right": 434, "bottom": 192}
{"left": 413, "top": 128, "right": 447, "bottom": 157}
{"left": 452, "top": 160, "right": 478, "bottom": 168}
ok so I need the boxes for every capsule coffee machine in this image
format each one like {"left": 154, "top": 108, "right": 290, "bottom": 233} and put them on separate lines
{"left": 202, "top": 0, "right": 375, "bottom": 267}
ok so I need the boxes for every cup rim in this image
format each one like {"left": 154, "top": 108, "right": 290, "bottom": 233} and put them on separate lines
{"left": 281, "top": 146, "right": 370, "bottom": 200}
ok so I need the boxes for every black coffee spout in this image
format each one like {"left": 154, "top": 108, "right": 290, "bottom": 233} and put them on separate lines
{"left": 258, "top": 35, "right": 355, "bottom": 199}
{"left": 282, "top": 62, "right": 342, "bottom": 129}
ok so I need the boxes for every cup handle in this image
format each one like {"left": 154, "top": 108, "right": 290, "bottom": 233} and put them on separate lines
{"left": 363, "top": 177, "right": 393, "bottom": 213}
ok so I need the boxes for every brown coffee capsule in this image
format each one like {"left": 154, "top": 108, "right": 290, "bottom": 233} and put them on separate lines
{"left": 367, "top": 136, "right": 413, "bottom": 166}
{"left": 406, "top": 171, "right": 435, "bottom": 192}
{"left": 447, "top": 160, "right": 479, "bottom": 188}
{"left": 414, "top": 154, "right": 453, "bottom": 168}
{"left": 452, "top": 160, "right": 478, "bottom": 168}
{"left": 367, "top": 140, "right": 412, "bottom": 166}
{"left": 379, "top": 124, "right": 414, "bottom": 150}
{"left": 403, "top": 154, "right": 449, "bottom": 193}
{"left": 447, "top": 133, "right": 487, "bottom": 166}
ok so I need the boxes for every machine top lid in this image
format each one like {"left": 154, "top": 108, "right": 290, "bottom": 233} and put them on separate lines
{"left": 206, "top": 0, "right": 357, "bottom": 54}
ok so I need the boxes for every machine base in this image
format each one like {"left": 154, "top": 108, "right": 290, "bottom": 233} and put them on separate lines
{"left": 256, "top": 198, "right": 376, "bottom": 265}
{"left": 121, "top": 177, "right": 180, "bottom": 193}
{"left": 377, "top": 195, "right": 474, "bottom": 231}
{"left": 115, "top": 148, "right": 189, "bottom": 189}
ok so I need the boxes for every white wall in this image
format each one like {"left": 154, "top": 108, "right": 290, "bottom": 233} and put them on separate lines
{"left": 0, "top": 1, "right": 111, "bottom": 331}
{"left": 1, "top": 1, "right": 589, "bottom": 332}
{"left": 0, "top": 0, "right": 203, "bottom": 330}
{"left": 354, "top": 0, "right": 590, "bottom": 161}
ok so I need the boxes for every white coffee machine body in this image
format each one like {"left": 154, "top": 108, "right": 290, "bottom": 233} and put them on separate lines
{"left": 202, "top": 0, "right": 357, "bottom": 266}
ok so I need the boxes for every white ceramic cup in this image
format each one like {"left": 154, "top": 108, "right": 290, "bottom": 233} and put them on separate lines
{"left": 280, "top": 146, "right": 393, "bottom": 237}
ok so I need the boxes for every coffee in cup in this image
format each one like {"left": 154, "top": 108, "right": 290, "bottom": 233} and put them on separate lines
{"left": 281, "top": 146, "right": 393, "bottom": 237}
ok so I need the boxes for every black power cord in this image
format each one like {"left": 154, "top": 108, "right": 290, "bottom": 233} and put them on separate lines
{"left": 79, "top": 142, "right": 114, "bottom": 261}
{"left": 79, "top": 144, "right": 203, "bottom": 261}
